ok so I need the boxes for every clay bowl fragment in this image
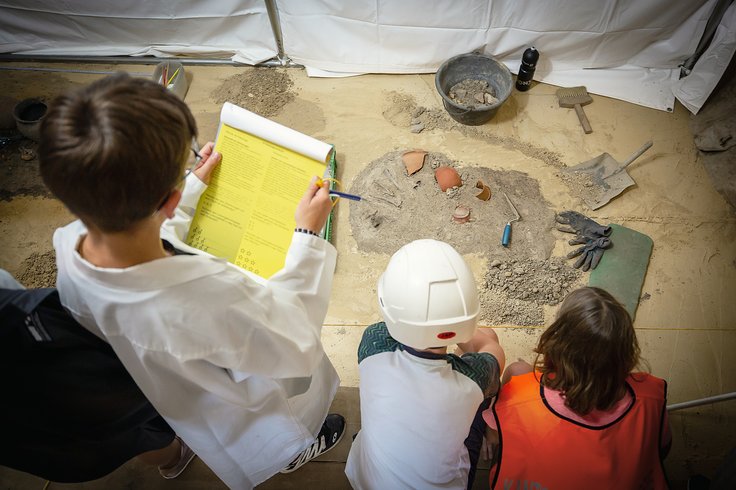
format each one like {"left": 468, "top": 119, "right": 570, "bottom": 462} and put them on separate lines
{"left": 435, "top": 166, "right": 462, "bottom": 192}
{"left": 474, "top": 180, "right": 491, "bottom": 201}
{"left": 402, "top": 150, "right": 427, "bottom": 176}
{"left": 452, "top": 205, "right": 471, "bottom": 223}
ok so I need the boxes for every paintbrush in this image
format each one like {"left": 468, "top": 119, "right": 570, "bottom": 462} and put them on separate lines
{"left": 166, "top": 67, "right": 181, "bottom": 87}
{"left": 556, "top": 86, "right": 593, "bottom": 134}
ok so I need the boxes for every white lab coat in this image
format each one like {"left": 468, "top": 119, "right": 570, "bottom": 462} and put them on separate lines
{"left": 52, "top": 175, "right": 340, "bottom": 489}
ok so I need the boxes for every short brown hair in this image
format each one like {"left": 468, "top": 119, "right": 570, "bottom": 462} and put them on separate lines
{"left": 39, "top": 73, "right": 197, "bottom": 232}
{"left": 534, "top": 287, "right": 641, "bottom": 415}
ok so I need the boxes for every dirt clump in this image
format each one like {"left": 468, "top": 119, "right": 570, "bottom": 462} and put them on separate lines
{"left": 0, "top": 140, "right": 52, "bottom": 201}
{"left": 211, "top": 68, "right": 295, "bottom": 117}
{"left": 479, "top": 257, "right": 582, "bottom": 326}
{"left": 479, "top": 290, "right": 545, "bottom": 326}
{"left": 408, "top": 105, "right": 454, "bottom": 133}
{"left": 16, "top": 250, "right": 57, "bottom": 288}
{"left": 383, "top": 92, "right": 416, "bottom": 127}
{"left": 448, "top": 79, "right": 498, "bottom": 108}
{"left": 484, "top": 257, "right": 581, "bottom": 305}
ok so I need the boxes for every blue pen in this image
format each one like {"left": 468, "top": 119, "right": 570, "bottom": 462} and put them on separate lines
{"left": 329, "top": 189, "right": 364, "bottom": 201}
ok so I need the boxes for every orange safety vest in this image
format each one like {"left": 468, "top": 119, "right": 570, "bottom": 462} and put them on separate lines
{"left": 491, "top": 372, "right": 668, "bottom": 490}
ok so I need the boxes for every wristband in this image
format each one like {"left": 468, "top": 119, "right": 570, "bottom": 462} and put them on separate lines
{"left": 295, "top": 227, "right": 319, "bottom": 237}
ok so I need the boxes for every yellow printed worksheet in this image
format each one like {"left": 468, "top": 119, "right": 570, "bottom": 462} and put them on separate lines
{"left": 187, "top": 103, "right": 332, "bottom": 279}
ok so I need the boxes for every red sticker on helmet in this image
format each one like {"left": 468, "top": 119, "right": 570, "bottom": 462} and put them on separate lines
{"left": 437, "top": 331, "right": 456, "bottom": 340}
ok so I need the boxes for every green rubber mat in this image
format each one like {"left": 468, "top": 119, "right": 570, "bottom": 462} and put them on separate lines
{"left": 588, "top": 223, "right": 653, "bottom": 320}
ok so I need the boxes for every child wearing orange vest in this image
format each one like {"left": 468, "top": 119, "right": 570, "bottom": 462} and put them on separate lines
{"left": 485, "top": 287, "right": 671, "bottom": 490}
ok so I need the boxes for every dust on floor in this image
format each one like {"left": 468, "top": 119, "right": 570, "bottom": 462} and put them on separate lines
{"left": 0, "top": 137, "right": 59, "bottom": 287}
{"left": 383, "top": 90, "right": 566, "bottom": 168}
{"left": 15, "top": 250, "right": 56, "bottom": 288}
{"left": 211, "top": 68, "right": 296, "bottom": 117}
{"left": 0, "top": 140, "right": 49, "bottom": 201}
{"left": 690, "top": 55, "right": 736, "bottom": 211}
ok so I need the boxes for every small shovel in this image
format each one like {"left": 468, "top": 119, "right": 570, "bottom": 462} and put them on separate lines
{"left": 564, "top": 140, "right": 653, "bottom": 210}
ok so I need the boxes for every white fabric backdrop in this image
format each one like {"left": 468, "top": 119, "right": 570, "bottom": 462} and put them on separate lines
{"left": 0, "top": 0, "right": 276, "bottom": 64}
{"left": 0, "top": 0, "right": 733, "bottom": 112}
{"left": 277, "top": 0, "right": 723, "bottom": 112}
{"left": 672, "top": 1, "right": 736, "bottom": 114}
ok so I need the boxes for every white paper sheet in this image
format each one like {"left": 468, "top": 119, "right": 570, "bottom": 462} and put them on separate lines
{"left": 220, "top": 102, "right": 334, "bottom": 163}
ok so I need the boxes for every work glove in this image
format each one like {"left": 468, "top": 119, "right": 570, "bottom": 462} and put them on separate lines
{"left": 566, "top": 236, "right": 611, "bottom": 271}
{"left": 555, "top": 210, "right": 611, "bottom": 240}
{"left": 555, "top": 211, "right": 613, "bottom": 271}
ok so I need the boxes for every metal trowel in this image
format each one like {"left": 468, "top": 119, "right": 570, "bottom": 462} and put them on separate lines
{"left": 564, "top": 140, "right": 653, "bottom": 210}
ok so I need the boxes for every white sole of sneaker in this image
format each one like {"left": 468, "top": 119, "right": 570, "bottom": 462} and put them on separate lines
{"left": 279, "top": 422, "right": 347, "bottom": 474}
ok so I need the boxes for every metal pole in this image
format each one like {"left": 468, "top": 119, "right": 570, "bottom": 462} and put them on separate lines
{"left": 667, "top": 392, "right": 736, "bottom": 412}
{"left": 0, "top": 54, "right": 300, "bottom": 68}
{"left": 0, "top": 66, "right": 151, "bottom": 76}
{"left": 264, "top": 0, "right": 291, "bottom": 66}
{"left": 0, "top": 54, "right": 239, "bottom": 65}
{"left": 681, "top": 0, "right": 734, "bottom": 75}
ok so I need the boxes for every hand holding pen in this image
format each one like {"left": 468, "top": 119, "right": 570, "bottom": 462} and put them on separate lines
{"left": 295, "top": 176, "right": 332, "bottom": 234}
{"left": 315, "top": 177, "right": 366, "bottom": 202}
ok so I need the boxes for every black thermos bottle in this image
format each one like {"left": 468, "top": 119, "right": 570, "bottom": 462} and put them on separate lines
{"left": 515, "top": 47, "right": 539, "bottom": 91}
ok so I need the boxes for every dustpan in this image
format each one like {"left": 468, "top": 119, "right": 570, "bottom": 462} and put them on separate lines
{"left": 564, "top": 141, "right": 653, "bottom": 210}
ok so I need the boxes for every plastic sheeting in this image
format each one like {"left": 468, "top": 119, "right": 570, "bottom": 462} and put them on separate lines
{"left": 0, "top": 0, "right": 276, "bottom": 64}
{"left": 673, "top": 2, "right": 736, "bottom": 114}
{"left": 0, "top": 0, "right": 733, "bottom": 113}
{"left": 277, "top": 0, "right": 719, "bottom": 112}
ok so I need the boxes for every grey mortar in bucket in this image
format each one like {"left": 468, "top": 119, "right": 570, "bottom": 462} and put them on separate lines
{"left": 13, "top": 98, "right": 48, "bottom": 142}
{"left": 435, "top": 53, "right": 513, "bottom": 126}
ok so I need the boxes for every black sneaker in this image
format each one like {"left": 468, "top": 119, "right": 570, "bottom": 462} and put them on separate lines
{"left": 280, "top": 413, "right": 346, "bottom": 473}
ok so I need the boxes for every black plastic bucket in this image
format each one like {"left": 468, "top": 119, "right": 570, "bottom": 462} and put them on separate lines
{"left": 13, "top": 98, "right": 47, "bottom": 142}
{"left": 435, "top": 53, "right": 513, "bottom": 126}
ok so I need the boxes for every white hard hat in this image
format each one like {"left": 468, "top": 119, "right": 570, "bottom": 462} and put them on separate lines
{"left": 377, "top": 239, "right": 479, "bottom": 349}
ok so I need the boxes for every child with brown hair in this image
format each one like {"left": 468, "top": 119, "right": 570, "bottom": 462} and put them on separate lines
{"left": 39, "top": 73, "right": 344, "bottom": 488}
{"left": 486, "top": 286, "right": 670, "bottom": 489}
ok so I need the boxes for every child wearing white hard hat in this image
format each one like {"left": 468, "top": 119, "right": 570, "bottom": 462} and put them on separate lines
{"left": 345, "top": 239, "right": 505, "bottom": 490}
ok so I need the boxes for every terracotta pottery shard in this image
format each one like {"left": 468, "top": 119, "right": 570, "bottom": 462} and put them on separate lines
{"left": 435, "top": 166, "right": 462, "bottom": 192}
{"left": 474, "top": 180, "right": 491, "bottom": 201}
{"left": 452, "top": 205, "right": 471, "bottom": 223}
{"left": 402, "top": 150, "right": 427, "bottom": 176}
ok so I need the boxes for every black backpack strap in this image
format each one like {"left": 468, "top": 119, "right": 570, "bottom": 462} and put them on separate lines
{"left": 0, "top": 287, "right": 175, "bottom": 482}
{"left": 0, "top": 287, "right": 55, "bottom": 314}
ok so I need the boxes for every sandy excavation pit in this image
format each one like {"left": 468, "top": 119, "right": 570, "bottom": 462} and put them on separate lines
{"left": 347, "top": 150, "right": 557, "bottom": 258}
{"left": 347, "top": 150, "right": 585, "bottom": 325}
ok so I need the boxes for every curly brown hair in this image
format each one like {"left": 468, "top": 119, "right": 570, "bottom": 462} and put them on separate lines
{"left": 39, "top": 73, "right": 197, "bottom": 232}
{"left": 534, "top": 287, "right": 641, "bottom": 415}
